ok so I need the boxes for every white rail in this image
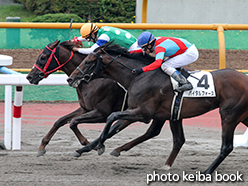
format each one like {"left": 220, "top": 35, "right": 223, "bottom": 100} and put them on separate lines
{"left": 0, "top": 74, "right": 68, "bottom": 150}
{"left": 0, "top": 74, "right": 68, "bottom": 86}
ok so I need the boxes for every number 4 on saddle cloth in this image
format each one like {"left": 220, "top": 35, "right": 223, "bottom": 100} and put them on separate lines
{"left": 170, "top": 69, "right": 216, "bottom": 121}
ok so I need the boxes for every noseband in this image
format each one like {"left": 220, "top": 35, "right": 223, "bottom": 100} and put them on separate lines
{"left": 76, "top": 51, "right": 103, "bottom": 83}
{"left": 34, "top": 45, "right": 74, "bottom": 78}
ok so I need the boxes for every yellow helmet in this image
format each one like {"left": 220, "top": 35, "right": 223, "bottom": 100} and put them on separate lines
{"left": 80, "top": 23, "right": 99, "bottom": 38}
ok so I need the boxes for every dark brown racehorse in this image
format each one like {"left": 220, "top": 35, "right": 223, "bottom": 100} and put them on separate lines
{"left": 67, "top": 43, "right": 248, "bottom": 174}
{"left": 26, "top": 40, "right": 132, "bottom": 157}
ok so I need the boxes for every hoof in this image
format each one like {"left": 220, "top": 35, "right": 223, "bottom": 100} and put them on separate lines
{"left": 97, "top": 146, "right": 105, "bottom": 156}
{"left": 37, "top": 149, "right": 46, "bottom": 157}
{"left": 159, "top": 165, "right": 171, "bottom": 170}
{"left": 0, "top": 143, "right": 6, "bottom": 150}
{"left": 70, "top": 151, "right": 81, "bottom": 157}
{"left": 110, "top": 150, "right": 120, "bottom": 157}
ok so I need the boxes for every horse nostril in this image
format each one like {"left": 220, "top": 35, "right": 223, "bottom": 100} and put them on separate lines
{"left": 26, "top": 75, "right": 32, "bottom": 81}
{"left": 67, "top": 77, "right": 73, "bottom": 84}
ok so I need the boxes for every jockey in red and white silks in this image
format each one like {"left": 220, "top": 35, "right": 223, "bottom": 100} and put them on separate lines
{"left": 132, "top": 31, "right": 199, "bottom": 92}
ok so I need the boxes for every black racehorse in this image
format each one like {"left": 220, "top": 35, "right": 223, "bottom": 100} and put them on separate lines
{"left": 27, "top": 40, "right": 133, "bottom": 157}
{"left": 67, "top": 43, "right": 248, "bottom": 174}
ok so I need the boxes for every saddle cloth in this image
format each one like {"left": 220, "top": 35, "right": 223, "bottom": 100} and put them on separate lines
{"left": 171, "top": 70, "right": 216, "bottom": 97}
{"left": 170, "top": 70, "right": 216, "bottom": 120}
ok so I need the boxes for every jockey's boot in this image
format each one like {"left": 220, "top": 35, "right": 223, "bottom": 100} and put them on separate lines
{"left": 171, "top": 71, "right": 193, "bottom": 92}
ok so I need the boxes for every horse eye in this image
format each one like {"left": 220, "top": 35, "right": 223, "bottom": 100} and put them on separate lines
{"left": 40, "top": 53, "right": 48, "bottom": 61}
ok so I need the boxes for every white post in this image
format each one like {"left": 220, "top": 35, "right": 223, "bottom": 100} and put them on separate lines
{"left": 1, "top": 55, "right": 13, "bottom": 150}
{"left": 4, "top": 85, "right": 12, "bottom": 150}
{"left": 12, "top": 86, "right": 23, "bottom": 150}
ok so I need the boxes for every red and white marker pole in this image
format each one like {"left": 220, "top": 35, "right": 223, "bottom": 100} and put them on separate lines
{"left": 12, "top": 86, "right": 23, "bottom": 150}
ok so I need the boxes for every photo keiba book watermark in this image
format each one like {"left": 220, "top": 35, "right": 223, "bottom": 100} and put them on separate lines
{"left": 146, "top": 171, "right": 243, "bottom": 184}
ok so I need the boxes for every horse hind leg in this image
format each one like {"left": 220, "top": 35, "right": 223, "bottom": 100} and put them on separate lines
{"left": 37, "top": 107, "right": 84, "bottom": 157}
{"left": 162, "top": 119, "right": 185, "bottom": 170}
{"left": 203, "top": 120, "right": 238, "bottom": 174}
{"left": 110, "top": 119, "right": 165, "bottom": 157}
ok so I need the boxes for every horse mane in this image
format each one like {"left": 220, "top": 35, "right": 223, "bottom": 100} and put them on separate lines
{"left": 95, "top": 43, "right": 155, "bottom": 65}
{"left": 59, "top": 40, "right": 77, "bottom": 51}
{"left": 128, "top": 52, "right": 155, "bottom": 65}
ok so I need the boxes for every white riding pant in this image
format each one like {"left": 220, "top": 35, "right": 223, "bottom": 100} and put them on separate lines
{"left": 161, "top": 44, "right": 199, "bottom": 76}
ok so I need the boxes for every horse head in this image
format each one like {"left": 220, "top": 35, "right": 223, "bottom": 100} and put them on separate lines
{"left": 67, "top": 41, "right": 122, "bottom": 88}
{"left": 26, "top": 39, "right": 76, "bottom": 85}
{"left": 67, "top": 42, "right": 155, "bottom": 88}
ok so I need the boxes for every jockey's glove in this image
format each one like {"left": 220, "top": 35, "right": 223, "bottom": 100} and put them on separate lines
{"left": 132, "top": 68, "right": 144, "bottom": 75}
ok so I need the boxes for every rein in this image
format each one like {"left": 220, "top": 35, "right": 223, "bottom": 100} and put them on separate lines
{"left": 34, "top": 45, "right": 74, "bottom": 78}
{"left": 100, "top": 49, "right": 134, "bottom": 71}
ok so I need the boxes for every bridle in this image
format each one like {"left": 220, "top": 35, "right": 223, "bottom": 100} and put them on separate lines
{"left": 34, "top": 45, "right": 74, "bottom": 78}
{"left": 77, "top": 48, "right": 133, "bottom": 83}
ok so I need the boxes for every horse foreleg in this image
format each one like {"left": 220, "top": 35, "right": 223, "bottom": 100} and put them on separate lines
{"left": 110, "top": 119, "right": 165, "bottom": 157}
{"left": 163, "top": 119, "right": 185, "bottom": 170}
{"left": 71, "top": 119, "right": 133, "bottom": 157}
{"left": 203, "top": 121, "right": 237, "bottom": 174}
{"left": 69, "top": 109, "right": 107, "bottom": 146}
{"left": 111, "top": 119, "right": 133, "bottom": 132}
{"left": 96, "top": 108, "right": 146, "bottom": 155}
{"left": 37, "top": 107, "right": 84, "bottom": 157}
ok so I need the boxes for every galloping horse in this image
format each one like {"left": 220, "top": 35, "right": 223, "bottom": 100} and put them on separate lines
{"left": 27, "top": 40, "right": 132, "bottom": 157}
{"left": 67, "top": 43, "right": 248, "bottom": 174}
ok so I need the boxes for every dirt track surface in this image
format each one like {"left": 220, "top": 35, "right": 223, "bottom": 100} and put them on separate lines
{"left": 1, "top": 49, "right": 248, "bottom": 70}
{"left": 0, "top": 102, "right": 247, "bottom": 185}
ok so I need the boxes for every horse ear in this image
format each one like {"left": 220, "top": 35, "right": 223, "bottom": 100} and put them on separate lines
{"left": 51, "top": 39, "right": 60, "bottom": 49}
{"left": 55, "top": 39, "right": 60, "bottom": 46}
{"left": 50, "top": 39, "right": 60, "bottom": 49}
{"left": 107, "top": 40, "right": 114, "bottom": 46}
{"left": 108, "top": 40, "right": 114, "bottom": 45}
{"left": 102, "top": 40, "right": 115, "bottom": 49}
